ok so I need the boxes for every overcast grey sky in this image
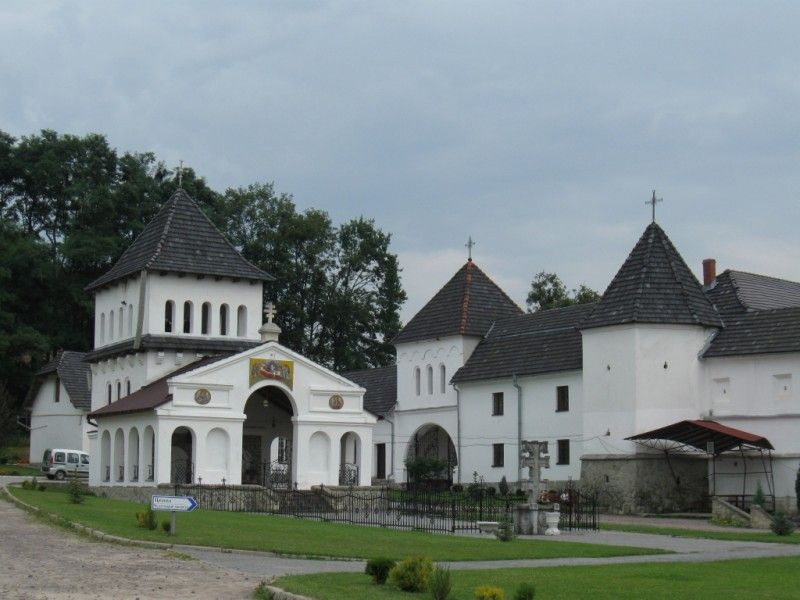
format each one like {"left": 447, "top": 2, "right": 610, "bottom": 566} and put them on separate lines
{"left": 2, "top": 1, "right": 799, "bottom": 322}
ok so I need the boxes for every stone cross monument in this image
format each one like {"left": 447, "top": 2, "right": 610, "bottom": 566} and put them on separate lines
{"left": 520, "top": 440, "right": 550, "bottom": 504}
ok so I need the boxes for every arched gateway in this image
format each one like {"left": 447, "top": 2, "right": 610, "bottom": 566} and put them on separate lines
{"left": 88, "top": 342, "right": 377, "bottom": 489}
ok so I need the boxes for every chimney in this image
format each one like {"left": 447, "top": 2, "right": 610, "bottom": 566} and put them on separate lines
{"left": 702, "top": 258, "right": 717, "bottom": 287}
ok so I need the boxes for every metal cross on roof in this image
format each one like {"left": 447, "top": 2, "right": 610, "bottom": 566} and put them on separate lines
{"left": 177, "top": 160, "right": 184, "bottom": 188}
{"left": 465, "top": 235, "right": 476, "bottom": 261}
{"left": 646, "top": 190, "right": 663, "bottom": 223}
{"left": 263, "top": 302, "right": 276, "bottom": 324}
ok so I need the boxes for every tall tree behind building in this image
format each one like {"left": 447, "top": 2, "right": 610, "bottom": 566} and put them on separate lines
{"left": 526, "top": 271, "right": 600, "bottom": 312}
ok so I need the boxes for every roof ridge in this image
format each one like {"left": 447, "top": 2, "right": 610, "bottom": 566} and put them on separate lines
{"left": 470, "top": 260, "right": 523, "bottom": 314}
{"left": 459, "top": 261, "right": 473, "bottom": 334}
{"left": 632, "top": 225, "right": 656, "bottom": 322}
{"left": 144, "top": 193, "right": 179, "bottom": 269}
{"left": 728, "top": 269, "right": 800, "bottom": 285}
{"left": 657, "top": 226, "right": 702, "bottom": 324}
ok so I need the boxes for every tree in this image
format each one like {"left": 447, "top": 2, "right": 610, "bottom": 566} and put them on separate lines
{"left": 526, "top": 271, "right": 600, "bottom": 312}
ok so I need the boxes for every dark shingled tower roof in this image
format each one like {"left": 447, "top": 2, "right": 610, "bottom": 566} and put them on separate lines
{"left": 25, "top": 350, "right": 91, "bottom": 411}
{"left": 581, "top": 222, "right": 722, "bottom": 330}
{"left": 394, "top": 260, "right": 523, "bottom": 344}
{"left": 342, "top": 365, "right": 397, "bottom": 417}
{"left": 86, "top": 188, "right": 272, "bottom": 291}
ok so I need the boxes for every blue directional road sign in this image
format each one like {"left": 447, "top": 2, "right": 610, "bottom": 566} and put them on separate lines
{"left": 151, "top": 495, "right": 198, "bottom": 512}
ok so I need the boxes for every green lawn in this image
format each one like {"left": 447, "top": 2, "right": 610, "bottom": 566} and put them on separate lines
{"left": 7, "top": 486, "right": 663, "bottom": 561}
{"left": 600, "top": 522, "right": 800, "bottom": 544}
{"left": 277, "top": 557, "right": 800, "bottom": 599}
{"left": 0, "top": 465, "right": 42, "bottom": 476}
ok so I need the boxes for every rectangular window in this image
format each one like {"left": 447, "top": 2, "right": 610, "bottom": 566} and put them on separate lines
{"left": 492, "top": 392, "right": 504, "bottom": 416}
{"left": 67, "top": 452, "right": 79, "bottom": 464}
{"left": 54, "top": 377, "right": 60, "bottom": 403}
{"left": 54, "top": 452, "right": 65, "bottom": 464}
{"left": 556, "top": 385, "right": 569, "bottom": 412}
{"left": 557, "top": 439, "right": 570, "bottom": 465}
{"left": 492, "top": 443, "right": 504, "bottom": 467}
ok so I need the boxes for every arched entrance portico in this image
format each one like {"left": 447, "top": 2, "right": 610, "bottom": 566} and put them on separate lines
{"left": 243, "top": 385, "right": 295, "bottom": 487}
{"left": 170, "top": 426, "right": 194, "bottom": 484}
{"left": 406, "top": 424, "right": 457, "bottom": 490}
{"left": 339, "top": 432, "right": 361, "bottom": 485}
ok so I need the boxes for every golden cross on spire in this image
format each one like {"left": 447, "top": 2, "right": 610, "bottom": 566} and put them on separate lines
{"left": 646, "top": 190, "right": 663, "bottom": 223}
{"left": 465, "top": 235, "right": 476, "bottom": 261}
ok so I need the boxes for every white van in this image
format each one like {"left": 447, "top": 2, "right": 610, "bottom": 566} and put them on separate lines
{"left": 41, "top": 449, "right": 90, "bottom": 480}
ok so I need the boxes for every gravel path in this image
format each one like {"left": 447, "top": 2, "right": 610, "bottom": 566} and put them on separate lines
{"left": 0, "top": 498, "right": 256, "bottom": 600}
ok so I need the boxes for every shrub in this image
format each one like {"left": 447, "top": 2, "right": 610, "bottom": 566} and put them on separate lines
{"left": 486, "top": 486, "right": 497, "bottom": 497}
{"left": 406, "top": 457, "right": 448, "bottom": 481}
{"left": 495, "top": 516, "right": 515, "bottom": 542}
{"left": 513, "top": 583, "right": 536, "bottom": 600}
{"left": 515, "top": 488, "right": 527, "bottom": 499}
{"left": 430, "top": 565, "right": 452, "bottom": 600}
{"left": 753, "top": 481, "right": 766, "bottom": 508}
{"left": 252, "top": 580, "right": 274, "bottom": 599}
{"left": 451, "top": 484, "right": 464, "bottom": 493}
{"left": 161, "top": 518, "right": 172, "bottom": 533}
{"left": 771, "top": 512, "right": 796, "bottom": 536}
{"left": 365, "top": 557, "right": 396, "bottom": 585}
{"left": 135, "top": 504, "right": 157, "bottom": 530}
{"left": 795, "top": 465, "right": 800, "bottom": 513}
{"left": 499, "top": 476, "right": 509, "bottom": 496}
{"left": 66, "top": 476, "right": 85, "bottom": 504}
{"left": 389, "top": 556, "right": 433, "bottom": 592}
{"left": 475, "top": 585, "right": 505, "bottom": 600}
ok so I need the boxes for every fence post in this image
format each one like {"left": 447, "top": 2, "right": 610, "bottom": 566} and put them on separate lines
{"left": 451, "top": 493, "right": 456, "bottom": 533}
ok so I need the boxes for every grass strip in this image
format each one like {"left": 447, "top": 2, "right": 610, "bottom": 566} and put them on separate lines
{"left": 600, "top": 522, "right": 800, "bottom": 544}
{"left": 8, "top": 486, "right": 665, "bottom": 561}
{"left": 277, "top": 556, "right": 800, "bottom": 599}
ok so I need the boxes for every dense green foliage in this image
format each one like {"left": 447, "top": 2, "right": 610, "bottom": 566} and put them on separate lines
{"left": 365, "top": 557, "right": 396, "bottom": 584}
{"left": 389, "top": 556, "right": 433, "bottom": 592}
{"left": 0, "top": 129, "right": 405, "bottom": 436}
{"left": 430, "top": 565, "right": 452, "bottom": 600}
{"left": 9, "top": 486, "right": 663, "bottom": 560}
{"left": 525, "top": 271, "right": 599, "bottom": 312}
{"left": 771, "top": 512, "right": 796, "bottom": 536}
{"left": 277, "top": 558, "right": 800, "bottom": 600}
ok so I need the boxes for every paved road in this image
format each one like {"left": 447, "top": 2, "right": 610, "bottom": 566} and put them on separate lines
{"left": 0, "top": 498, "right": 256, "bottom": 599}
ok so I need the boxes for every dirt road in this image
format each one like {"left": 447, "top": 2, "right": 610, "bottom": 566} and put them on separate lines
{"left": 0, "top": 498, "right": 256, "bottom": 600}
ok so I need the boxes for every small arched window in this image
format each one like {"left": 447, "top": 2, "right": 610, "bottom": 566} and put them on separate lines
{"left": 219, "top": 304, "right": 229, "bottom": 336}
{"left": 107, "top": 383, "right": 112, "bottom": 405}
{"left": 126, "top": 379, "right": 131, "bottom": 396}
{"left": 118, "top": 309, "right": 124, "bottom": 338}
{"left": 109, "top": 310, "right": 115, "bottom": 340}
{"left": 164, "top": 301, "right": 175, "bottom": 333}
{"left": 237, "top": 305, "right": 247, "bottom": 336}
{"left": 100, "top": 313, "right": 106, "bottom": 344}
{"left": 427, "top": 365, "right": 434, "bottom": 395}
{"left": 414, "top": 367, "right": 421, "bottom": 396}
{"left": 116, "top": 380, "right": 121, "bottom": 400}
{"left": 183, "top": 301, "right": 193, "bottom": 334}
{"left": 201, "top": 302, "right": 211, "bottom": 335}
{"left": 440, "top": 364, "right": 446, "bottom": 394}
{"left": 128, "top": 304, "right": 134, "bottom": 336}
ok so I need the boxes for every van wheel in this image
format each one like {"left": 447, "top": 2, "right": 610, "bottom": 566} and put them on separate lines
{"left": 55, "top": 470, "right": 65, "bottom": 481}
{"left": 46, "top": 474, "right": 54, "bottom": 480}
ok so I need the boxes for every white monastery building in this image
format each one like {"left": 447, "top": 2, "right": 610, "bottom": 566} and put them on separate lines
{"left": 26, "top": 188, "right": 800, "bottom": 513}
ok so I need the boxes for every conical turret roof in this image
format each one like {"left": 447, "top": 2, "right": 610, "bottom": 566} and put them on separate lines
{"left": 394, "top": 260, "right": 522, "bottom": 344}
{"left": 86, "top": 188, "right": 272, "bottom": 291}
{"left": 581, "top": 222, "right": 722, "bottom": 329}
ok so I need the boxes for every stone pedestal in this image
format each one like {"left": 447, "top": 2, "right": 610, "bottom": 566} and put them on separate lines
{"left": 544, "top": 510, "right": 561, "bottom": 536}
{"left": 515, "top": 504, "right": 539, "bottom": 535}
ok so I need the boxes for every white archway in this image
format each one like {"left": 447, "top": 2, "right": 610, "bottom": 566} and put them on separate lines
{"left": 308, "top": 431, "right": 331, "bottom": 483}
{"left": 112, "top": 428, "right": 125, "bottom": 483}
{"left": 128, "top": 427, "right": 140, "bottom": 481}
{"left": 339, "top": 431, "right": 361, "bottom": 486}
{"left": 143, "top": 426, "right": 155, "bottom": 482}
{"left": 100, "top": 430, "right": 111, "bottom": 482}
{"left": 205, "top": 428, "right": 230, "bottom": 483}
{"left": 170, "top": 426, "right": 194, "bottom": 484}
{"left": 405, "top": 423, "right": 457, "bottom": 490}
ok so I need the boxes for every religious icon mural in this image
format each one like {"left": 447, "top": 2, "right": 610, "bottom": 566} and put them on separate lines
{"left": 249, "top": 358, "right": 294, "bottom": 389}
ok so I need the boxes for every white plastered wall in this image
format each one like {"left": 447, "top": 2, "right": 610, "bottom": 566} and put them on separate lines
{"left": 29, "top": 377, "right": 90, "bottom": 463}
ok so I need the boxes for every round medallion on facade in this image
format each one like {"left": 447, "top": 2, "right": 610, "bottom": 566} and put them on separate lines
{"left": 328, "top": 394, "right": 344, "bottom": 410}
{"left": 194, "top": 388, "right": 211, "bottom": 405}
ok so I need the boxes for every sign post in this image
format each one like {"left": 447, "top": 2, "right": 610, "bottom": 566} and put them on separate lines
{"left": 150, "top": 495, "right": 198, "bottom": 535}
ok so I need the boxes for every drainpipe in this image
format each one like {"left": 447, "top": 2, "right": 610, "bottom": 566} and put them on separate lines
{"left": 513, "top": 373, "right": 522, "bottom": 485}
{"left": 453, "top": 383, "right": 462, "bottom": 484}
{"left": 382, "top": 414, "right": 396, "bottom": 478}
{"left": 133, "top": 269, "right": 147, "bottom": 350}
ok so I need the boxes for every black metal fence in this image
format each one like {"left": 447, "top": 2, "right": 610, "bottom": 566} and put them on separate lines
{"left": 174, "top": 483, "right": 517, "bottom": 534}
{"left": 558, "top": 487, "right": 599, "bottom": 531}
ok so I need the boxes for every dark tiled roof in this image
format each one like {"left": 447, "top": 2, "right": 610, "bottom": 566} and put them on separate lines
{"left": 26, "top": 351, "right": 91, "bottom": 411}
{"left": 342, "top": 365, "right": 397, "bottom": 417}
{"left": 88, "top": 355, "right": 231, "bottom": 418}
{"left": 85, "top": 335, "right": 260, "bottom": 362}
{"left": 707, "top": 270, "right": 800, "bottom": 314}
{"left": 452, "top": 303, "right": 595, "bottom": 383}
{"left": 394, "top": 260, "right": 523, "bottom": 344}
{"left": 703, "top": 307, "right": 800, "bottom": 358}
{"left": 581, "top": 222, "right": 723, "bottom": 330}
{"left": 86, "top": 188, "right": 272, "bottom": 291}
